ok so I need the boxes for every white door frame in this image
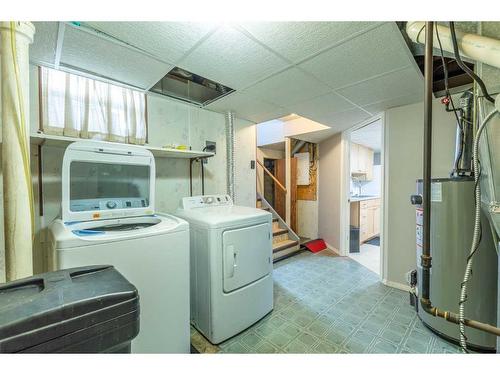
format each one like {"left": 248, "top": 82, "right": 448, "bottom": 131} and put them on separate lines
{"left": 340, "top": 113, "right": 386, "bottom": 280}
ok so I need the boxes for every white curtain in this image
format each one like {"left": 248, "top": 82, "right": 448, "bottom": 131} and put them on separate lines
{"left": 40, "top": 67, "right": 147, "bottom": 145}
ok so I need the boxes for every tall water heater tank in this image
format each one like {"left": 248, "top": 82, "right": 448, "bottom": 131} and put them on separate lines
{"left": 414, "top": 178, "right": 498, "bottom": 352}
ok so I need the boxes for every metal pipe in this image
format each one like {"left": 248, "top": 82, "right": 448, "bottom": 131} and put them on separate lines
{"left": 201, "top": 159, "right": 205, "bottom": 195}
{"left": 225, "top": 111, "right": 235, "bottom": 201}
{"left": 0, "top": 22, "right": 35, "bottom": 281}
{"left": 291, "top": 140, "right": 306, "bottom": 156}
{"left": 421, "top": 21, "right": 434, "bottom": 304}
{"left": 189, "top": 159, "right": 194, "bottom": 196}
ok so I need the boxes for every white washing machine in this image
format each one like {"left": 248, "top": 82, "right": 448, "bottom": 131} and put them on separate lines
{"left": 176, "top": 194, "right": 273, "bottom": 344}
{"left": 49, "top": 140, "right": 190, "bottom": 353}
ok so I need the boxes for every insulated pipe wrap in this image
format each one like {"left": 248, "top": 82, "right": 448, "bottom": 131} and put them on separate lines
{"left": 406, "top": 21, "right": 500, "bottom": 69}
{"left": 225, "top": 111, "right": 235, "bottom": 201}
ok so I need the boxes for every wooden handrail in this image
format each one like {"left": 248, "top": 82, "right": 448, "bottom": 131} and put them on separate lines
{"left": 256, "top": 159, "right": 287, "bottom": 193}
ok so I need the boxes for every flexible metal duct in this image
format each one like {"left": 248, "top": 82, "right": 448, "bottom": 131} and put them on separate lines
{"left": 225, "top": 111, "right": 235, "bottom": 201}
{"left": 451, "top": 90, "right": 474, "bottom": 177}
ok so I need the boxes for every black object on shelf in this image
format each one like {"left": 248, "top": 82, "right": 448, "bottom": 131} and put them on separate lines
{"left": 0, "top": 265, "right": 139, "bottom": 353}
{"left": 350, "top": 226, "right": 360, "bottom": 253}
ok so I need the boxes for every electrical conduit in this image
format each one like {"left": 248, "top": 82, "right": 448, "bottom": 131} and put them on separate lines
{"left": 0, "top": 22, "right": 35, "bottom": 281}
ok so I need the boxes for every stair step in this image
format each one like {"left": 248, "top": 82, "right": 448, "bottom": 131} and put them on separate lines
{"left": 273, "top": 239, "right": 299, "bottom": 253}
{"left": 273, "top": 246, "right": 303, "bottom": 263}
{"left": 272, "top": 228, "right": 288, "bottom": 236}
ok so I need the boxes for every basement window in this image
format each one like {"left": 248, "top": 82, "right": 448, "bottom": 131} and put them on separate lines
{"left": 40, "top": 66, "right": 147, "bottom": 145}
{"left": 149, "top": 67, "right": 234, "bottom": 106}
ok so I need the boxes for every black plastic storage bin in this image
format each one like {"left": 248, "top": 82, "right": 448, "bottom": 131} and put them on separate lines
{"left": 0, "top": 265, "right": 139, "bottom": 353}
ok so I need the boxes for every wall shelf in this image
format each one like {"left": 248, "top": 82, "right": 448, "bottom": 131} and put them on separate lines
{"left": 30, "top": 133, "right": 214, "bottom": 159}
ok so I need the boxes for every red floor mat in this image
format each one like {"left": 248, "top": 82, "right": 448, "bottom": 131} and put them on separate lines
{"left": 303, "top": 239, "right": 327, "bottom": 253}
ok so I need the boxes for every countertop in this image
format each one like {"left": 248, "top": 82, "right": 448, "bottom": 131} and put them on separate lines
{"left": 349, "top": 195, "right": 380, "bottom": 202}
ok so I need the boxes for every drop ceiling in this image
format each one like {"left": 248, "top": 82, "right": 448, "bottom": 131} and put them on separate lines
{"left": 350, "top": 119, "right": 382, "bottom": 152}
{"left": 29, "top": 21, "right": 423, "bottom": 140}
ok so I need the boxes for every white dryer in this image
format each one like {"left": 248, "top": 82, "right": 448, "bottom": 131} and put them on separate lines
{"left": 176, "top": 195, "right": 273, "bottom": 344}
{"left": 49, "top": 140, "right": 190, "bottom": 353}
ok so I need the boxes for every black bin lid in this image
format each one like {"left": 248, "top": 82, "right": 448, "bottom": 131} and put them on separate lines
{"left": 0, "top": 265, "right": 139, "bottom": 353}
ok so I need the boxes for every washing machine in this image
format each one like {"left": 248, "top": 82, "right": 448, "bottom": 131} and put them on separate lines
{"left": 176, "top": 194, "right": 273, "bottom": 344}
{"left": 48, "top": 140, "right": 190, "bottom": 353}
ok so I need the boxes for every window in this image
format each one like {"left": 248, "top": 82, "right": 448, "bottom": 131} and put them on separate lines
{"left": 40, "top": 67, "right": 147, "bottom": 145}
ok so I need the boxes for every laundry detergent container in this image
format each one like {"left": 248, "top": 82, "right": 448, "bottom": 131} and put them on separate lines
{"left": 0, "top": 265, "right": 139, "bottom": 353}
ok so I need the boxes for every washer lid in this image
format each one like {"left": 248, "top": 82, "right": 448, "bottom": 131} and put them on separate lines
{"left": 51, "top": 214, "right": 188, "bottom": 249}
{"left": 61, "top": 141, "right": 156, "bottom": 223}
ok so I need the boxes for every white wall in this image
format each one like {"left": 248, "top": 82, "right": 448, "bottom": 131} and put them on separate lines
{"left": 318, "top": 133, "right": 344, "bottom": 251}
{"left": 256, "top": 119, "right": 284, "bottom": 147}
{"left": 384, "top": 98, "right": 458, "bottom": 286}
{"left": 0, "top": 64, "right": 256, "bottom": 279}
{"left": 297, "top": 200, "right": 319, "bottom": 239}
{"left": 350, "top": 165, "right": 382, "bottom": 197}
{"left": 283, "top": 117, "right": 329, "bottom": 138}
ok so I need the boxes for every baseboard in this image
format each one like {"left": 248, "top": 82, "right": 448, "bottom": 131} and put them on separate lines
{"left": 382, "top": 279, "right": 411, "bottom": 292}
{"left": 324, "top": 242, "right": 341, "bottom": 256}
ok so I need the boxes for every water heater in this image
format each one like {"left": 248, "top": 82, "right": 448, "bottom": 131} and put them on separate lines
{"left": 413, "top": 178, "right": 498, "bottom": 351}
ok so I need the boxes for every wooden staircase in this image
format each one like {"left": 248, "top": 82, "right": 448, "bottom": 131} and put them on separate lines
{"left": 257, "top": 194, "right": 302, "bottom": 262}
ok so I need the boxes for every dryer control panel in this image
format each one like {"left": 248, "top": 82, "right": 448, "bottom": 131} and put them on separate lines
{"left": 180, "top": 195, "right": 233, "bottom": 209}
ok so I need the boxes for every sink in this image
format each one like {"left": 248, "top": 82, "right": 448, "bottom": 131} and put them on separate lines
{"left": 351, "top": 195, "right": 375, "bottom": 198}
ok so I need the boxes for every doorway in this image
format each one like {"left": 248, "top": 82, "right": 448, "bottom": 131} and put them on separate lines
{"left": 262, "top": 157, "right": 286, "bottom": 219}
{"left": 344, "top": 117, "right": 384, "bottom": 277}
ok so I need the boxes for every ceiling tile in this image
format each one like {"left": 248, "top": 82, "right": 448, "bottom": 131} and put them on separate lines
{"left": 311, "top": 108, "right": 371, "bottom": 130}
{"left": 362, "top": 93, "right": 423, "bottom": 115}
{"left": 299, "top": 22, "right": 414, "bottom": 90}
{"left": 179, "top": 25, "right": 290, "bottom": 90}
{"left": 294, "top": 127, "right": 340, "bottom": 143}
{"left": 242, "top": 67, "right": 331, "bottom": 107}
{"left": 290, "top": 92, "right": 356, "bottom": 119}
{"left": 85, "top": 22, "right": 216, "bottom": 64}
{"left": 30, "top": 22, "right": 59, "bottom": 64}
{"left": 60, "top": 26, "right": 173, "bottom": 89}
{"left": 350, "top": 120, "right": 382, "bottom": 151}
{"left": 241, "top": 22, "right": 378, "bottom": 63}
{"left": 206, "top": 92, "right": 289, "bottom": 123}
{"left": 337, "top": 66, "right": 423, "bottom": 107}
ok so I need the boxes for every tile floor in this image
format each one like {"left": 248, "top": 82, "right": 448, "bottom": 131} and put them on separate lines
{"left": 192, "top": 251, "right": 462, "bottom": 354}
{"left": 349, "top": 243, "right": 380, "bottom": 275}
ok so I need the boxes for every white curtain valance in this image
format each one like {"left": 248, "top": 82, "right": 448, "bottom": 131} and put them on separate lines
{"left": 40, "top": 67, "right": 147, "bottom": 145}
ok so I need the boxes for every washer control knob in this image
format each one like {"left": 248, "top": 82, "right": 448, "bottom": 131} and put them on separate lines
{"left": 205, "top": 197, "right": 214, "bottom": 204}
{"left": 106, "top": 201, "right": 117, "bottom": 209}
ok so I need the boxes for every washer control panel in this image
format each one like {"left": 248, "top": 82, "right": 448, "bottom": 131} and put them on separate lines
{"left": 180, "top": 195, "right": 233, "bottom": 209}
{"left": 70, "top": 197, "right": 148, "bottom": 212}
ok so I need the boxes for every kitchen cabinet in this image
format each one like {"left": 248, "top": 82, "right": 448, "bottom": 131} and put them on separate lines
{"left": 350, "top": 198, "right": 381, "bottom": 243}
{"left": 350, "top": 143, "right": 374, "bottom": 180}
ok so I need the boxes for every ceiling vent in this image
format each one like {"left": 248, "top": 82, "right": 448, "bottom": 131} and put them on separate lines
{"left": 149, "top": 67, "right": 235, "bottom": 106}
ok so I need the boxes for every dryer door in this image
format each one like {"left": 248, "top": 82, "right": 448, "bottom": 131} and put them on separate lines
{"left": 222, "top": 223, "right": 271, "bottom": 293}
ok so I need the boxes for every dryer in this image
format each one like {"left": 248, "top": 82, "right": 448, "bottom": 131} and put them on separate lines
{"left": 176, "top": 194, "right": 273, "bottom": 344}
{"left": 49, "top": 140, "right": 190, "bottom": 353}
